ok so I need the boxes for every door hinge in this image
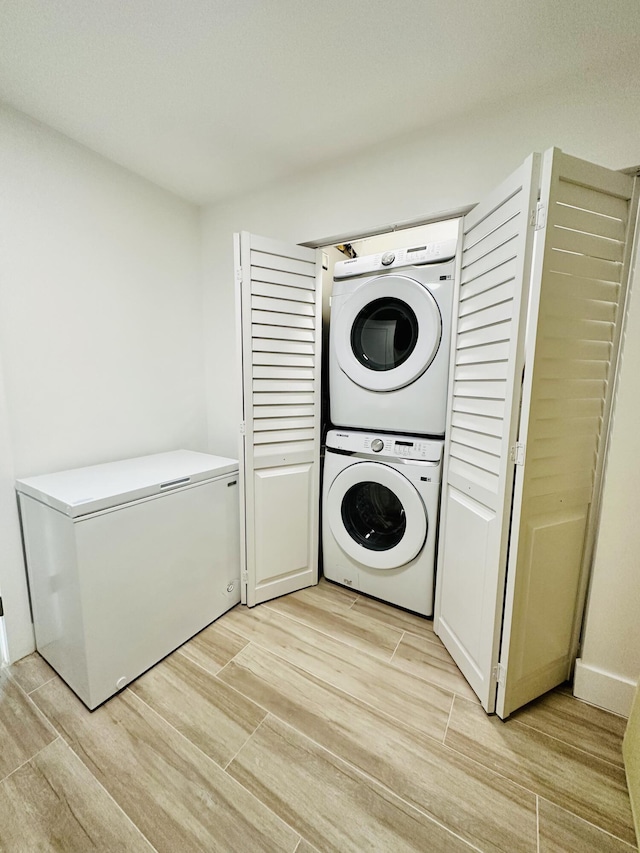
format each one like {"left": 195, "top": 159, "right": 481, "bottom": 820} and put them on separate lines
{"left": 239, "top": 421, "right": 246, "bottom": 435}
{"left": 241, "top": 571, "right": 248, "bottom": 583}
{"left": 492, "top": 662, "right": 506, "bottom": 686}
{"left": 510, "top": 442, "right": 525, "bottom": 466}
{"left": 235, "top": 266, "right": 242, "bottom": 281}
{"left": 534, "top": 202, "right": 547, "bottom": 230}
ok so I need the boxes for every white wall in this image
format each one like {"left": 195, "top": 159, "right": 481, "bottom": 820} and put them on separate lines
{"left": 574, "top": 230, "right": 640, "bottom": 716}
{"left": 202, "top": 70, "right": 640, "bottom": 458}
{"left": 0, "top": 105, "right": 207, "bottom": 662}
{"left": 202, "top": 70, "right": 640, "bottom": 713}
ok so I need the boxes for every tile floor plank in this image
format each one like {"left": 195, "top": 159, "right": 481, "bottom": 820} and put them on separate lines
{"left": 219, "top": 642, "right": 538, "bottom": 852}
{"left": 295, "top": 842, "right": 320, "bottom": 853}
{"left": 228, "top": 714, "right": 476, "bottom": 853}
{"left": 392, "top": 631, "right": 480, "bottom": 702}
{"left": 513, "top": 689, "right": 626, "bottom": 768}
{"left": 129, "top": 652, "right": 267, "bottom": 767}
{"left": 265, "top": 587, "right": 403, "bottom": 661}
{"left": 0, "top": 738, "right": 154, "bottom": 852}
{"left": 30, "top": 678, "right": 299, "bottom": 853}
{"left": 8, "top": 583, "right": 635, "bottom": 852}
{"left": 9, "top": 652, "right": 56, "bottom": 694}
{"left": 219, "top": 603, "right": 453, "bottom": 740}
{"left": 314, "top": 576, "right": 359, "bottom": 608}
{"left": 445, "top": 696, "right": 635, "bottom": 845}
{"left": 0, "top": 670, "right": 56, "bottom": 781}
{"left": 349, "top": 592, "right": 438, "bottom": 639}
{"left": 538, "top": 797, "right": 638, "bottom": 852}
{"left": 178, "top": 620, "right": 249, "bottom": 674}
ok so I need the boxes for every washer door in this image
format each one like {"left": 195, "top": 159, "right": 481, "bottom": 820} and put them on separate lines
{"left": 334, "top": 275, "right": 442, "bottom": 392}
{"left": 327, "top": 461, "right": 427, "bottom": 570}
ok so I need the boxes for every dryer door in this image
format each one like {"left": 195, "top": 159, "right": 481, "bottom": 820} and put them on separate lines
{"left": 327, "top": 461, "right": 427, "bottom": 569}
{"left": 334, "top": 275, "right": 442, "bottom": 392}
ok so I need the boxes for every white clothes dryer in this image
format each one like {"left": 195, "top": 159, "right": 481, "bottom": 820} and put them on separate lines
{"left": 322, "top": 429, "right": 442, "bottom": 617}
{"left": 330, "top": 240, "right": 456, "bottom": 436}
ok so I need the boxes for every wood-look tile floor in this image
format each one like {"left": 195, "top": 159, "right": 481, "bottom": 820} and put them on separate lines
{"left": 1, "top": 578, "right": 635, "bottom": 852}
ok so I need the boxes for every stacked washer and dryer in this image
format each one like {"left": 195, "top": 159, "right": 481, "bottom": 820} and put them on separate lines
{"left": 322, "top": 239, "right": 456, "bottom": 617}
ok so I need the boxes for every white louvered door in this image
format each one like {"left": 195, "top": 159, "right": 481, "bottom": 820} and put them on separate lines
{"left": 235, "top": 232, "right": 322, "bottom": 606}
{"left": 435, "top": 149, "right": 637, "bottom": 717}
{"left": 496, "top": 150, "right": 637, "bottom": 717}
{"left": 434, "top": 154, "right": 541, "bottom": 712}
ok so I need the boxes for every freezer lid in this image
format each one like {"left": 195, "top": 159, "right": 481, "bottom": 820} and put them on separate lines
{"left": 16, "top": 450, "right": 239, "bottom": 518}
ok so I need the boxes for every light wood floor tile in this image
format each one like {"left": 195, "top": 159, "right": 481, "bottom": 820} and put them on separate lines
{"left": 9, "top": 652, "right": 56, "bottom": 694}
{"left": 538, "top": 797, "right": 638, "bottom": 852}
{"left": 30, "top": 677, "right": 299, "bottom": 853}
{"left": 315, "top": 576, "right": 359, "bottom": 608}
{"left": 228, "top": 715, "right": 476, "bottom": 852}
{"left": 219, "top": 643, "right": 537, "bottom": 852}
{"left": 513, "top": 689, "right": 626, "bottom": 768}
{"left": 0, "top": 670, "right": 56, "bottom": 781}
{"left": 350, "top": 593, "right": 438, "bottom": 639}
{"left": 219, "top": 603, "right": 453, "bottom": 739}
{"left": 129, "top": 652, "right": 267, "bottom": 767}
{"left": 178, "top": 619, "right": 249, "bottom": 674}
{"left": 265, "top": 587, "right": 403, "bottom": 660}
{"left": 295, "top": 841, "right": 320, "bottom": 853}
{"left": 0, "top": 738, "right": 153, "bottom": 851}
{"left": 392, "top": 631, "right": 480, "bottom": 702}
{"left": 445, "top": 696, "right": 635, "bottom": 845}
{"left": 9, "top": 582, "right": 633, "bottom": 852}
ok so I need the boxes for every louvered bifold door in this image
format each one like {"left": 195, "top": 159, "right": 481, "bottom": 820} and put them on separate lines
{"left": 496, "top": 150, "right": 638, "bottom": 718}
{"left": 434, "top": 154, "right": 541, "bottom": 712}
{"left": 235, "top": 232, "right": 322, "bottom": 606}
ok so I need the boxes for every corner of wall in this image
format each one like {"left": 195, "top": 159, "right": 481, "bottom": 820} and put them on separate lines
{"left": 573, "top": 658, "right": 637, "bottom": 717}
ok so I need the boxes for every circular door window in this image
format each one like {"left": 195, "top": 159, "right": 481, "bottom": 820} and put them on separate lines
{"left": 327, "top": 461, "right": 427, "bottom": 570}
{"left": 341, "top": 481, "right": 407, "bottom": 550}
{"left": 351, "top": 298, "right": 418, "bottom": 372}
{"left": 334, "top": 275, "right": 442, "bottom": 392}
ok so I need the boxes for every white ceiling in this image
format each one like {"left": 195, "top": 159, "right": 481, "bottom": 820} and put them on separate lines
{"left": 2, "top": 1, "right": 640, "bottom": 204}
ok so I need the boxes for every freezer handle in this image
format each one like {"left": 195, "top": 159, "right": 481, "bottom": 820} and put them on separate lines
{"left": 159, "top": 477, "right": 191, "bottom": 490}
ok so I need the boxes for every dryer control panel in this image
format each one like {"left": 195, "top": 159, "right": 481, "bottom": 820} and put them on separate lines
{"left": 326, "top": 429, "right": 442, "bottom": 463}
{"left": 334, "top": 238, "right": 457, "bottom": 279}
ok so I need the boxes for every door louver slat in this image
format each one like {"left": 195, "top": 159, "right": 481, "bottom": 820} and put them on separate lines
{"left": 250, "top": 266, "right": 315, "bottom": 290}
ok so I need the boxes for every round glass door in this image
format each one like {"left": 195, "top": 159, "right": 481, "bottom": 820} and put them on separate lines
{"left": 341, "top": 481, "right": 407, "bottom": 551}
{"left": 351, "top": 298, "right": 419, "bottom": 372}
{"left": 327, "top": 461, "right": 427, "bottom": 570}
{"left": 334, "top": 275, "right": 442, "bottom": 392}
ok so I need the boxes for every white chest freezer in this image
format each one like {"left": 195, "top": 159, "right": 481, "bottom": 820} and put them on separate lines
{"left": 17, "top": 450, "right": 241, "bottom": 709}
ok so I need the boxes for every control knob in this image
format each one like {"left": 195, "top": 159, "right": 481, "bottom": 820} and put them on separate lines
{"left": 371, "top": 438, "right": 384, "bottom": 452}
{"left": 381, "top": 252, "right": 395, "bottom": 266}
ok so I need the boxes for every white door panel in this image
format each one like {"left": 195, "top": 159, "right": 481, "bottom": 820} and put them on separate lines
{"left": 434, "top": 154, "right": 541, "bottom": 712}
{"left": 496, "top": 149, "right": 637, "bottom": 718}
{"left": 436, "top": 148, "right": 636, "bottom": 718}
{"left": 435, "top": 487, "right": 497, "bottom": 697}
{"left": 236, "top": 232, "right": 322, "bottom": 607}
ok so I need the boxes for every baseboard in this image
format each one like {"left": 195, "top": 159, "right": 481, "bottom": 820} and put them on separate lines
{"left": 573, "top": 658, "right": 637, "bottom": 716}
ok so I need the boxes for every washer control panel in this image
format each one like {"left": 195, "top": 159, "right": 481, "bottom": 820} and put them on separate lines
{"left": 326, "top": 430, "right": 442, "bottom": 463}
{"left": 334, "top": 238, "right": 456, "bottom": 279}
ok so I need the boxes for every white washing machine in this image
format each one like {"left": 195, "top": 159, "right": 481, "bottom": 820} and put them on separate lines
{"left": 322, "top": 429, "right": 442, "bottom": 617}
{"left": 330, "top": 239, "right": 456, "bottom": 436}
